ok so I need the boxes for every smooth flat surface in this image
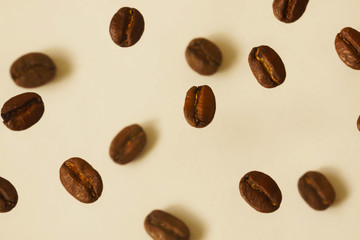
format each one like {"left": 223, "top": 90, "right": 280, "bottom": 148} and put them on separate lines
{"left": 1, "top": 0, "right": 360, "bottom": 239}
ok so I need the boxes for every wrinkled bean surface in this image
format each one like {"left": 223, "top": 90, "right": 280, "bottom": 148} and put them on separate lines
{"left": 1, "top": 92, "right": 44, "bottom": 131}
{"left": 109, "top": 7, "right": 145, "bottom": 47}
{"left": 248, "top": 45, "right": 286, "bottom": 88}
{"left": 335, "top": 27, "right": 360, "bottom": 70}
{"left": 59, "top": 157, "right": 103, "bottom": 203}
{"left": 239, "top": 171, "right": 282, "bottom": 213}
{"left": 273, "top": 0, "right": 310, "bottom": 23}
{"left": 183, "top": 85, "right": 216, "bottom": 128}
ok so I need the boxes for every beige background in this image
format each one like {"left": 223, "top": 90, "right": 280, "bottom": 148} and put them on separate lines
{"left": 1, "top": 0, "right": 360, "bottom": 239}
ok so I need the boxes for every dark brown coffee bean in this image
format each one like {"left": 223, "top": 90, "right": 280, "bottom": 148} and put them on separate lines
{"left": 1, "top": 92, "right": 44, "bottom": 131}
{"left": 298, "top": 171, "right": 336, "bottom": 210}
{"left": 183, "top": 85, "right": 216, "bottom": 128}
{"left": 109, "top": 7, "right": 144, "bottom": 47}
{"left": 144, "top": 210, "right": 190, "bottom": 240}
{"left": 10, "top": 52, "right": 56, "bottom": 88}
{"left": 335, "top": 27, "right": 360, "bottom": 70}
{"left": 59, "top": 157, "right": 103, "bottom": 203}
{"left": 248, "top": 45, "right": 286, "bottom": 88}
{"left": 109, "top": 124, "right": 147, "bottom": 164}
{"left": 273, "top": 0, "right": 309, "bottom": 23}
{"left": 357, "top": 115, "right": 360, "bottom": 131}
{"left": 185, "top": 38, "right": 222, "bottom": 75}
{"left": 239, "top": 171, "right": 282, "bottom": 213}
{"left": 0, "top": 177, "right": 18, "bottom": 213}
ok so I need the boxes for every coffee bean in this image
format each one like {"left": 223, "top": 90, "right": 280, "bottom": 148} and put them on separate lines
{"left": 248, "top": 45, "right": 286, "bottom": 88}
{"left": 183, "top": 85, "right": 216, "bottom": 128}
{"left": 239, "top": 171, "right": 282, "bottom": 213}
{"left": 10, "top": 52, "right": 56, "bottom": 88}
{"left": 273, "top": 0, "right": 309, "bottom": 23}
{"left": 335, "top": 27, "right": 360, "bottom": 70}
{"left": 144, "top": 210, "right": 190, "bottom": 240}
{"left": 1, "top": 92, "right": 45, "bottom": 131}
{"left": 109, "top": 124, "right": 147, "bottom": 164}
{"left": 0, "top": 177, "right": 18, "bottom": 213}
{"left": 298, "top": 171, "right": 336, "bottom": 210}
{"left": 59, "top": 157, "right": 103, "bottom": 203}
{"left": 357, "top": 115, "right": 360, "bottom": 131}
{"left": 185, "top": 38, "right": 222, "bottom": 75}
{"left": 109, "top": 7, "right": 145, "bottom": 47}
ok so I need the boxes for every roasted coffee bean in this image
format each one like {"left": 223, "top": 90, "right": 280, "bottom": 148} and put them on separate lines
{"left": 239, "top": 171, "right": 282, "bottom": 213}
{"left": 144, "top": 210, "right": 190, "bottom": 240}
{"left": 185, "top": 38, "right": 222, "bottom": 75}
{"left": 1, "top": 92, "right": 44, "bottom": 131}
{"left": 273, "top": 0, "right": 309, "bottom": 23}
{"left": 183, "top": 85, "right": 216, "bottom": 128}
{"left": 109, "top": 124, "right": 147, "bottom": 164}
{"left": 298, "top": 171, "right": 336, "bottom": 210}
{"left": 357, "top": 115, "right": 360, "bottom": 131}
{"left": 109, "top": 7, "right": 145, "bottom": 47}
{"left": 335, "top": 27, "right": 360, "bottom": 70}
{"left": 0, "top": 177, "right": 18, "bottom": 213}
{"left": 248, "top": 45, "right": 286, "bottom": 88}
{"left": 59, "top": 157, "right": 103, "bottom": 203}
{"left": 10, "top": 52, "right": 56, "bottom": 88}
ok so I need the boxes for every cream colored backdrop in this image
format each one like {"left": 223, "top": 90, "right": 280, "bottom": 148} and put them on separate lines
{"left": 0, "top": 0, "right": 359, "bottom": 239}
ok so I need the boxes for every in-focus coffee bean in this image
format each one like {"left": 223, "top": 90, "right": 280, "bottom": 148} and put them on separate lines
{"left": 239, "top": 171, "right": 282, "bottom": 213}
{"left": 144, "top": 210, "right": 190, "bottom": 240}
{"left": 248, "top": 45, "right": 286, "bottom": 88}
{"left": 335, "top": 27, "right": 360, "bottom": 70}
{"left": 0, "top": 177, "right": 18, "bottom": 213}
{"left": 109, "top": 7, "right": 145, "bottom": 47}
{"left": 59, "top": 157, "right": 103, "bottom": 203}
{"left": 183, "top": 85, "right": 216, "bottom": 128}
{"left": 1, "top": 92, "right": 45, "bottom": 131}
{"left": 10, "top": 52, "right": 56, "bottom": 88}
{"left": 298, "top": 171, "right": 336, "bottom": 210}
{"left": 273, "top": 0, "right": 309, "bottom": 23}
{"left": 110, "top": 124, "right": 147, "bottom": 164}
{"left": 357, "top": 115, "right": 360, "bottom": 131}
{"left": 185, "top": 38, "right": 222, "bottom": 75}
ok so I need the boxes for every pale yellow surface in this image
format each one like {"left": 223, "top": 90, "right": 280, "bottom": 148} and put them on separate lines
{"left": 1, "top": 0, "right": 360, "bottom": 239}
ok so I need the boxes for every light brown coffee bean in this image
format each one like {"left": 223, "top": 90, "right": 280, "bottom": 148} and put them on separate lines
{"left": 110, "top": 124, "right": 147, "bottom": 164}
{"left": 109, "top": 7, "right": 145, "bottom": 47}
{"left": 1, "top": 92, "right": 44, "bottom": 131}
{"left": 185, "top": 38, "right": 222, "bottom": 75}
{"left": 0, "top": 177, "right": 18, "bottom": 213}
{"left": 10, "top": 52, "right": 56, "bottom": 88}
{"left": 239, "top": 171, "right": 282, "bottom": 213}
{"left": 144, "top": 210, "right": 190, "bottom": 240}
{"left": 335, "top": 27, "right": 360, "bottom": 70}
{"left": 59, "top": 157, "right": 103, "bottom": 203}
{"left": 183, "top": 85, "right": 216, "bottom": 128}
{"left": 298, "top": 171, "right": 336, "bottom": 210}
{"left": 248, "top": 45, "right": 286, "bottom": 88}
{"left": 273, "top": 0, "right": 310, "bottom": 23}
